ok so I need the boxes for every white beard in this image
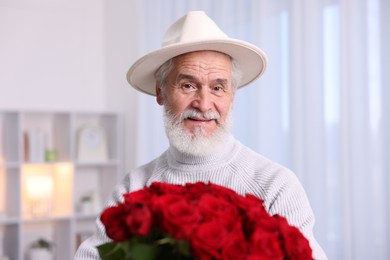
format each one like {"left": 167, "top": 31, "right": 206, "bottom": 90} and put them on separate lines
{"left": 163, "top": 108, "right": 232, "bottom": 156}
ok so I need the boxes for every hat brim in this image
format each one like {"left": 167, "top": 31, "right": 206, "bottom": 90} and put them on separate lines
{"left": 127, "top": 39, "right": 268, "bottom": 96}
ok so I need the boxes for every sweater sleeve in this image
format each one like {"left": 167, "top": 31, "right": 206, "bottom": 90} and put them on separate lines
{"left": 263, "top": 169, "right": 328, "bottom": 260}
{"left": 232, "top": 144, "right": 328, "bottom": 260}
{"left": 74, "top": 173, "right": 130, "bottom": 260}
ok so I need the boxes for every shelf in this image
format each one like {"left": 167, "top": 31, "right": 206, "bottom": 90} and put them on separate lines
{"left": 0, "top": 217, "right": 20, "bottom": 225}
{"left": 75, "top": 159, "right": 119, "bottom": 167}
{"left": 74, "top": 213, "right": 99, "bottom": 221}
{"left": 1, "top": 167, "right": 20, "bottom": 219}
{"left": 23, "top": 219, "right": 73, "bottom": 260}
{"left": 0, "top": 110, "right": 121, "bottom": 260}
{"left": 21, "top": 112, "right": 71, "bottom": 163}
{"left": 0, "top": 161, "right": 21, "bottom": 168}
{"left": 0, "top": 223, "right": 20, "bottom": 260}
{"left": 23, "top": 215, "right": 72, "bottom": 223}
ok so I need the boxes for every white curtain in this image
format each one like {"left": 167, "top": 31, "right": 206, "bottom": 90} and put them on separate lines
{"left": 130, "top": 0, "right": 389, "bottom": 259}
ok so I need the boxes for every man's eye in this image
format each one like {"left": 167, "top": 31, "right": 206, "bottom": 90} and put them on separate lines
{"left": 181, "top": 83, "right": 196, "bottom": 90}
{"left": 211, "top": 85, "right": 227, "bottom": 96}
{"left": 212, "top": 85, "right": 226, "bottom": 93}
{"left": 213, "top": 85, "right": 223, "bottom": 91}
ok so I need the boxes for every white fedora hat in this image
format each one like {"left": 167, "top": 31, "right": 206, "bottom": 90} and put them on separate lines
{"left": 127, "top": 10, "right": 267, "bottom": 96}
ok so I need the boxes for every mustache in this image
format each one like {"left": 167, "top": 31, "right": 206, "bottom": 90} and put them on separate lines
{"left": 178, "top": 109, "right": 221, "bottom": 122}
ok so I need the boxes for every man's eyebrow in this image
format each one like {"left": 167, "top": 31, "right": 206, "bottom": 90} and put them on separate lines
{"left": 213, "top": 78, "right": 228, "bottom": 85}
{"left": 176, "top": 74, "right": 228, "bottom": 85}
{"left": 176, "top": 74, "right": 198, "bottom": 82}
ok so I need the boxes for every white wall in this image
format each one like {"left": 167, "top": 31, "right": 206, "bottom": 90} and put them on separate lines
{"left": 104, "top": 0, "right": 143, "bottom": 171}
{"left": 0, "top": 0, "right": 144, "bottom": 171}
{"left": 0, "top": 0, "right": 107, "bottom": 111}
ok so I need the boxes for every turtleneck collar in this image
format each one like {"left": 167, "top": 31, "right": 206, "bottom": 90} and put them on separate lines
{"left": 166, "top": 134, "right": 237, "bottom": 169}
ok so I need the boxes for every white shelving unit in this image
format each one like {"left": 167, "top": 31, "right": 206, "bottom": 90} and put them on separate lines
{"left": 0, "top": 110, "right": 122, "bottom": 260}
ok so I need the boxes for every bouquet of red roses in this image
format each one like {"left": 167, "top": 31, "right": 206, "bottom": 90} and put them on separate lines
{"left": 97, "top": 182, "right": 313, "bottom": 260}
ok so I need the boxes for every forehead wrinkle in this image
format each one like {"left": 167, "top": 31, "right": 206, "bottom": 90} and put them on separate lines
{"left": 214, "top": 78, "right": 228, "bottom": 85}
{"left": 173, "top": 54, "right": 230, "bottom": 73}
{"left": 176, "top": 73, "right": 197, "bottom": 82}
{"left": 174, "top": 73, "right": 229, "bottom": 88}
{"left": 190, "top": 62, "right": 230, "bottom": 77}
{"left": 170, "top": 51, "right": 232, "bottom": 86}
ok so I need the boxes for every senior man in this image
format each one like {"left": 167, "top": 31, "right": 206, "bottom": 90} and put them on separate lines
{"left": 75, "top": 11, "right": 327, "bottom": 260}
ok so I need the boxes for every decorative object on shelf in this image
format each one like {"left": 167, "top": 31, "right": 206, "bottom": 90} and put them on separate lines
{"left": 25, "top": 129, "right": 47, "bottom": 163}
{"left": 78, "top": 190, "right": 103, "bottom": 215}
{"left": 23, "top": 165, "right": 54, "bottom": 217}
{"left": 97, "top": 182, "right": 313, "bottom": 260}
{"left": 44, "top": 130, "right": 57, "bottom": 162}
{"left": 22, "top": 163, "right": 74, "bottom": 219}
{"left": 79, "top": 193, "right": 94, "bottom": 215}
{"left": 28, "top": 238, "right": 54, "bottom": 260}
{"left": 25, "top": 173, "right": 53, "bottom": 217}
{"left": 77, "top": 125, "right": 108, "bottom": 162}
{"left": 44, "top": 149, "right": 58, "bottom": 162}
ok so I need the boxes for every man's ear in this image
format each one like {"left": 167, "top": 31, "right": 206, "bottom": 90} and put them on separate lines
{"left": 156, "top": 83, "right": 164, "bottom": 105}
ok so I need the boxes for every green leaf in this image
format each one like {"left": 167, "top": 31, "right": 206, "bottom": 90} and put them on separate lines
{"left": 97, "top": 242, "right": 132, "bottom": 260}
{"left": 176, "top": 240, "right": 191, "bottom": 257}
{"left": 157, "top": 236, "right": 177, "bottom": 246}
{"left": 97, "top": 235, "right": 193, "bottom": 260}
{"left": 131, "top": 243, "right": 159, "bottom": 260}
{"left": 157, "top": 236, "right": 191, "bottom": 257}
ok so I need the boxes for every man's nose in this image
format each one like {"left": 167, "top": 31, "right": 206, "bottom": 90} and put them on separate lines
{"left": 191, "top": 88, "right": 213, "bottom": 112}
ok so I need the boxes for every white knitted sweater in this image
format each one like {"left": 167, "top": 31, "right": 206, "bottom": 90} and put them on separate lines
{"left": 74, "top": 135, "right": 327, "bottom": 260}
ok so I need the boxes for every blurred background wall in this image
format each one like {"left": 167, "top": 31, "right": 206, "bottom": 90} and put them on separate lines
{"left": 1, "top": 0, "right": 389, "bottom": 259}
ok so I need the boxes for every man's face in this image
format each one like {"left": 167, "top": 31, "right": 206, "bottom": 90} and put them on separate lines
{"left": 156, "top": 51, "right": 235, "bottom": 138}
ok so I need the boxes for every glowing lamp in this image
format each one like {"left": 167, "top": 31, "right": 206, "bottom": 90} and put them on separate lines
{"left": 26, "top": 175, "right": 53, "bottom": 200}
{"left": 22, "top": 163, "right": 73, "bottom": 218}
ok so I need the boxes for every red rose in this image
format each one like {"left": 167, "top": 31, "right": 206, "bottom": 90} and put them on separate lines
{"left": 185, "top": 182, "right": 241, "bottom": 203}
{"left": 123, "top": 188, "right": 151, "bottom": 205}
{"left": 221, "top": 223, "right": 249, "bottom": 260}
{"left": 98, "top": 182, "right": 314, "bottom": 260}
{"left": 241, "top": 194, "right": 267, "bottom": 213}
{"left": 275, "top": 215, "right": 313, "bottom": 260}
{"left": 149, "top": 181, "right": 186, "bottom": 195}
{"left": 249, "top": 228, "right": 283, "bottom": 259}
{"left": 209, "top": 183, "right": 242, "bottom": 202}
{"left": 124, "top": 203, "right": 153, "bottom": 237}
{"left": 185, "top": 182, "right": 211, "bottom": 194}
{"left": 190, "top": 219, "right": 229, "bottom": 260}
{"left": 197, "top": 193, "right": 239, "bottom": 229}
{"left": 151, "top": 194, "right": 201, "bottom": 239}
{"left": 245, "top": 212, "right": 280, "bottom": 238}
{"left": 100, "top": 204, "right": 129, "bottom": 242}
